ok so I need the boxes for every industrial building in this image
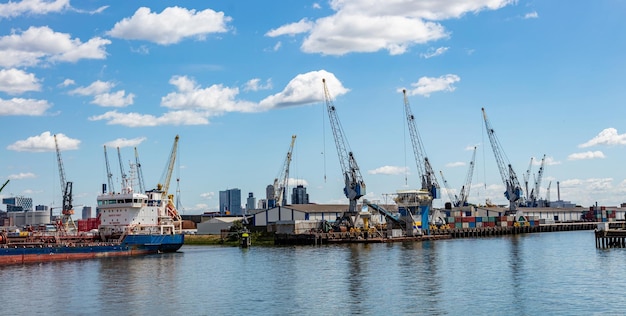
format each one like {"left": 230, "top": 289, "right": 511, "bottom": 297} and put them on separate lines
{"left": 251, "top": 203, "right": 398, "bottom": 233}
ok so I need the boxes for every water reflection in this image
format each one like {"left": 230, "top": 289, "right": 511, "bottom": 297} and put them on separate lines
{"left": 4, "top": 232, "right": 626, "bottom": 315}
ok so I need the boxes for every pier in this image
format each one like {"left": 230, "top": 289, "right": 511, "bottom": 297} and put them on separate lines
{"left": 594, "top": 222, "right": 626, "bottom": 249}
{"left": 275, "top": 222, "right": 598, "bottom": 245}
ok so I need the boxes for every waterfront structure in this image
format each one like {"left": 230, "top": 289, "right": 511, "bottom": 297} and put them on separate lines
{"left": 219, "top": 188, "right": 242, "bottom": 215}
{"left": 291, "top": 185, "right": 309, "bottom": 204}
{"left": 6, "top": 210, "right": 49, "bottom": 227}
{"left": 251, "top": 204, "right": 398, "bottom": 233}
{"left": 197, "top": 216, "right": 247, "bottom": 234}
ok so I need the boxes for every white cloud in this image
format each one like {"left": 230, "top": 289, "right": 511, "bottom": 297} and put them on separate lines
{"left": 91, "top": 70, "right": 346, "bottom": 127}
{"left": 69, "top": 80, "right": 114, "bottom": 95}
{"left": 92, "top": 90, "right": 135, "bottom": 107}
{"left": 524, "top": 11, "right": 538, "bottom": 19}
{"left": 107, "top": 6, "right": 232, "bottom": 45}
{"left": 368, "top": 165, "right": 408, "bottom": 175}
{"left": 568, "top": 151, "right": 605, "bottom": 160}
{"left": 200, "top": 192, "right": 215, "bottom": 199}
{"left": 287, "top": 178, "right": 309, "bottom": 187}
{"left": 404, "top": 74, "right": 460, "bottom": 97}
{"left": 0, "top": 26, "right": 110, "bottom": 67}
{"left": 0, "top": 68, "right": 41, "bottom": 94}
{"left": 0, "top": 0, "right": 70, "bottom": 19}
{"left": 104, "top": 137, "right": 147, "bottom": 148}
{"left": 7, "top": 131, "right": 80, "bottom": 152}
{"left": 542, "top": 156, "right": 561, "bottom": 166}
{"left": 270, "top": 0, "right": 513, "bottom": 55}
{"left": 579, "top": 128, "right": 626, "bottom": 148}
{"left": 266, "top": 18, "right": 314, "bottom": 37}
{"left": 161, "top": 75, "right": 259, "bottom": 113}
{"left": 89, "top": 110, "right": 209, "bottom": 127}
{"left": 272, "top": 41, "right": 282, "bottom": 52}
{"left": 260, "top": 69, "right": 348, "bottom": 108}
{"left": 0, "top": 97, "right": 50, "bottom": 116}
{"left": 244, "top": 78, "right": 273, "bottom": 92}
{"left": 59, "top": 78, "right": 75, "bottom": 87}
{"left": 8, "top": 172, "right": 36, "bottom": 180}
{"left": 420, "top": 46, "right": 449, "bottom": 58}
{"left": 303, "top": 14, "right": 447, "bottom": 55}
{"left": 445, "top": 161, "right": 465, "bottom": 168}
{"left": 69, "top": 80, "right": 133, "bottom": 107}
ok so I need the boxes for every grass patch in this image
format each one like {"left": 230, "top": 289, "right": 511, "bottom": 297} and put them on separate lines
{"left": 184, "top": 232, "right": 275, "bottom": 246}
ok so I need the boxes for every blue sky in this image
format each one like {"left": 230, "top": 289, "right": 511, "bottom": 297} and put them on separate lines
{"left": 1, "top": 0, "right": 626, "bottom": 215}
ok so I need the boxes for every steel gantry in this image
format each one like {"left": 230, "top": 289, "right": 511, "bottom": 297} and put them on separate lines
{"left": 273, "top": 135, "right": 296, "bottom": 207}
{"left": 482, "top": 108, "right": 524, "bottom": 215}
{"left": 322, "top": 78, "right": 366, "bottom": 228}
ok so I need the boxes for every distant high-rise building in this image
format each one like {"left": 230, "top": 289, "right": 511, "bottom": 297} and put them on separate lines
{"left": 219, "top": 188, "right": 242, "bottom": 215}
{"left": 257, "top": 199, "right": 267, "bottom": 210}
{"left": 82, "top": 206, "right": 92, "bottom": 219}
{"left": 265, "top": 184, "right": 275, "bottom": 208}
{"left": 2, "top": 196, "right": 33, "bottom": 212}
{"left": 291, "top": 185, "right": 309, "bottom": 204}
{"left": 246, "top": 192, "right": 256, "bottom": 212}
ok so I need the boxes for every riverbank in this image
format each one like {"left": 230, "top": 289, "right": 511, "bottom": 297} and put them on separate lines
{"left": 183, "top": 232, "right": 274, "bottom": 246}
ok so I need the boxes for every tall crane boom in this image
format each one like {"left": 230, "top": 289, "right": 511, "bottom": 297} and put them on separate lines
{"left": 439, "top": 170, "right": 458, "bottom": 206}
{"left": 403, "top": 90, "right": 440, "bottom": 198}
{"left": 481, "top": 108, "right": 523, "bottom": 213}
{"left": 103, "top": 146, "right": 115, "bottom": 193}
{"left": 54, "top": 134, "right": 75, "bottom": 230}
{"left": 0, "top": 179, "right": 9, "bottom": 193}
{"left": 458, "top": 146, "right": 477, "bottom": 207}
{"left": 274, "top": 135, "right": 296, "bottom": 206}
{"left": 322, "top": 78, "right": 366, "bottom": 219}
{"left": 530, "top": 154, "right": 546, "bottom": 206}
{"left": 523, "top": 157, "right": 533, "bottom": 201}
{"left": 159, "top": 135, "right": 179, "bottom": 197}
{"left": 117, "top": 147, "right": 127, "bottom": 186}
{"left": 135, "top": 147, "right": 145, "bottom": 193}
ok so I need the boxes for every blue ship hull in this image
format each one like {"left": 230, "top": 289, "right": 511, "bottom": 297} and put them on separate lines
{"left": 0, "top": 234, "right": 184, "bottom": 265}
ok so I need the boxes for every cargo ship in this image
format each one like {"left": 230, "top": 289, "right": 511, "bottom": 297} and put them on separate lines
{"left": 0, "top": 185, "right": 184, "bottom": 265}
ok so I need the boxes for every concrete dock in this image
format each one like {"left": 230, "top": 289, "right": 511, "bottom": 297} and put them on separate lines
{"left": 275, "top": 222, "right": 599, "bottom": 245}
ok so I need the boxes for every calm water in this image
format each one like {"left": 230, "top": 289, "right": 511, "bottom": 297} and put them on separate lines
{"left": 2, "top": 230, "right": 625, "bottom": 315}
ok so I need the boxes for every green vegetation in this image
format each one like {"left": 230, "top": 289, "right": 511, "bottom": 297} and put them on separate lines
{"left": 183, "top": 220, "right": 275, "bottom": 246}
{"left": 183, "top": 232, "right": 275, "bottom": 246}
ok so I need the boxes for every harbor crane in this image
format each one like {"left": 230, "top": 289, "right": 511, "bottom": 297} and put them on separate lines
{"left": 481, "top": 108, "right": 524, "bottom": 215}
{"left": 273, "top": 135, "right": 296, "bottom": 207}
{"left": 402, "top": 89, "right": 440, "bottom": 198}
{"left": 528, "top": 154, "right": 546, "bottom": 207}
{"left": 439, "top": 146, "right": 477, "bottom": 208}
{"left": 523, "top": 157, "right": 534, "bottom": 202}
{"left": 399, "top": 89, "right": 442, "bottom": 233}
{"left": 54, "top": 134, "right": 76, "bottom": 231}
{"left": 545, "top": 181, "right": 552, "bottom": 206}
{"left": 322, "top": 78, "right": 366, "bottom": 229}
{"left": 117, "top": 147, "right": 127, "bottom": 188}
{"left": 158, "top": 135, "right": 182, "bottom": 223}
{"left": 439, "top": 170, "right": 458, "bottom": 207}
{"left": 103, "top": 146, "right": 115, "bottom": 194}
{"left": 458, "top": 146, "right": 477, "bottom": 207}
{"left": 159, "top": 135, "right": 179, "bottom": 198}
{"left": 135, "top": 147, "right": 146, "bottom": 193}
